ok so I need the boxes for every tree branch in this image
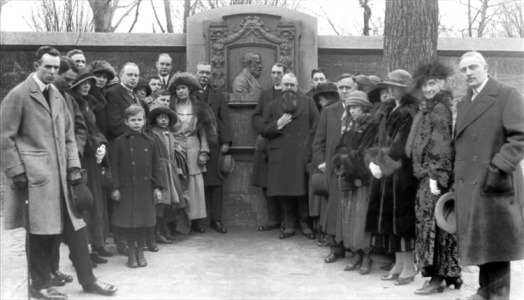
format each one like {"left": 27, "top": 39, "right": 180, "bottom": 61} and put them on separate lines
{"left": 128, "top": 0, "right": 141, "bottom": 32}
{"left": 111, "top": 0, "right": 139, "bottom": 32}
{"left": 150, "top": 0, "right": 165, "bottom": 33}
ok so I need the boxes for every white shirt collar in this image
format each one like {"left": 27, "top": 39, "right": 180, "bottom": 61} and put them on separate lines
{"left": 472, "top": 77, "right": 489, "bottom": 101}
{"left": 121, "top": 83, "right": 134, "bottom": 94}
{"left": 32, "top": 74, "right": 48, "bottom": 92}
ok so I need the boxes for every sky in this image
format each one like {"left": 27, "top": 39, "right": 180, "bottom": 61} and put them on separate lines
{"left": 0, "top": 0, "right": 470, "bottom": 36}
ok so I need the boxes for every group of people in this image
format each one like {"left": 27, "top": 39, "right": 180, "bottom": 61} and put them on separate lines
{"left": 1, "top": 44, "right": 523, "bottom": 300}
{"left": 251, "top": 54, "right": 524, "bottom": 300}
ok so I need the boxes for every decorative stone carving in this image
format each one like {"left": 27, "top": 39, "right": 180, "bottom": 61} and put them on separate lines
{"left": 208, "top": 16, "right": 299, "bottom": 103}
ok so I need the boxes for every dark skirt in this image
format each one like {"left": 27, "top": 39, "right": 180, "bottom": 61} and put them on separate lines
{"left": 415, "top": 177, "right": 461, "bottom": 277}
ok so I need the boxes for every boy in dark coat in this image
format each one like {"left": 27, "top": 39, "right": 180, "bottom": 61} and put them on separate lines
{"left": 110, "top": 105, "right": 163, "bottom": 268}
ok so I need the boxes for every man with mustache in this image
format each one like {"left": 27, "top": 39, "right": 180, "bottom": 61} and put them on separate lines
{"left": 232, "top": 52, "right": 263, "bottom": 97}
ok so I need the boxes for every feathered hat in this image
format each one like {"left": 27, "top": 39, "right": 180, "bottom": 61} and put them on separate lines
{"left": 167, "top": 72, "right": 202, "bottom": 94}
{"left": 412, "top": 60, "right": 453, "bottom": 90}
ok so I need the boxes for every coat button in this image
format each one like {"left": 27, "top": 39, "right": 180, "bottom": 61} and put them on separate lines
{"left": 144, "top": 176, "right": 148, "bottom": 181}
{"left": 471, "top": 135, "right": 476, "bottom": 140}
{"left": 131, "top": 161, "right": 136, "bottom": 165}
{"left": 130, "top": 147, "right": 134, "bottom": 151}
{"left": 457, "top": 158, "right": 462, "bottom": 162}
{"left": 472, "top": 156, "right": 477, "bottom": 162}
{"left": 473, "top": 181, "right": 477, "bottom": 185}
{"left": 133, "top": 176, "right": 137, "bottom": 181}
{"left": 144, "top": 148, "right": 148, "bottom": 152}
{"left": 459, "top": 179, "right": 464, "bottom": 184}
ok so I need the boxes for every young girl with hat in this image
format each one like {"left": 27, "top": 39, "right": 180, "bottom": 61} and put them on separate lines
{"left": 331, "top": 90, "right": 378, "bottom": 275}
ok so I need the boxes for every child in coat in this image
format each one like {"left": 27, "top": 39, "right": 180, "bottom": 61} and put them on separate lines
{"left": 110, "top": 105, "right": 163, "bottom": 268}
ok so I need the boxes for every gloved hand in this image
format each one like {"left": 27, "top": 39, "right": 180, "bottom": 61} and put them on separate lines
{"left": 220, "top": 143, "right": 230, "bottom": 154}
{"left": 197, "top": 153, "right": 208, "bottom": 166}
{"left": 11, "top": 173, "right": 28, "bottom": 190}
{"left": 111, "top": 189, "right": 121, "bottom": 201}
{"left": 369, "top": 162, "right": 383, "bottom": 179}
{"left": 318, "top": 162, "right": 327, "bottom": 173}
{"left": 153, "top": 188, "right": 162, "bottom": 202}
{"left": 67, "top": 168, "right": 82, "bottom": 186}
{"left": 95, "top": 144, "right": 106, "bottom": 164}
{"left": 429, "top": 178, "right": 441, "bottom": 195}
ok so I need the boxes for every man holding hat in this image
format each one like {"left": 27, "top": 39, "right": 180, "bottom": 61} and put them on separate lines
{"left": 454, "top": 51, "right": 524, "bottom": 300}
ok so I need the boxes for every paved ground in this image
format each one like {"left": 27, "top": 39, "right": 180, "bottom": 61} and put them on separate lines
{"left": 1, "top": 225, "right": 524, "bottom": 300}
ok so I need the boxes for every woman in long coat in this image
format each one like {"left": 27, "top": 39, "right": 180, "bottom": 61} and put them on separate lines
{"left": 331, "top": 90, "right": 377, "bottom": 275}
{"left": 88, "top": 60, "right": 116, "bottom": 138}
{"left": 406, "top": 61, "right": 461, "bottom": 295}
{"left": 69, "top": 68, "right": 110, "bottom": 264}
{"left": 365, "top": 70, "right": 419, "bottom": 285}
{"left": 168, "top": 72, "right": 217, "bottom": 232}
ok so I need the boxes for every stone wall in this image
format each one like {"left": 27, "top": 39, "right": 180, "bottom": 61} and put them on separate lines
{"left": 1, "top": 32, "right": 523, "bottom": 226}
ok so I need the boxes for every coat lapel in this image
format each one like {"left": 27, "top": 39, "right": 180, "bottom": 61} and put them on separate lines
{"left": 49, "top": 85, "right": 62, "bottom": 120}
{"left": 117, "top": 85, "right": 137, "bottom": 106}
{"left": 28, "top": 77, "right": 50, "bottom": 114}
{"left": 455, "top": 79, "right": 499, "bottom": 137}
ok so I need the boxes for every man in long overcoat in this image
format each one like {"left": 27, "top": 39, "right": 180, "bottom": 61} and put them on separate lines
{"left": 455, "top": 51, "right": 524, "bottom": 300}
{"left": 1, "top": 46, "right": 116, "bottom": 299}
{"left": 312, "top": 74, "right": 357, "bottom": 262}
{"left": 251, "top": 63, "right": 286, "bottom": 231}
{"left": 261, "top": 73, "right": 319, "bottom": 239}
{"left": 194, "top": 62, "right": 233, "bottom": 233}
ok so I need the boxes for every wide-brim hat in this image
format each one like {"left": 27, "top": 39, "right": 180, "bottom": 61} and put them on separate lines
{"left": 377, "top": 69, "right": 412, "bottom": 88}
{"left": 71, "top": 67, "right": 96, "bottom": 89}
{"left": 313, "top": 82, "right": 338, "bottom": 102}
{"left": 218, "top": 152, "right": 235, "bottom": 180}
{"left": 412, "top": 60, "right": 453, "bottom": 90}
{"left": 135, "top": 77, "right": 152, "bottom": 97}
{"left": 311, "top": 172, "right": 328, "bottom": 196}
{"left": 354, "top": 74, "right": 376, "bottom": 92}
{"left": 343, "top": 90, "right": 373, "bottom": 108}
{"left": 147, "top": 104, "right": 178, "bottom": 127}
{"left": 435, "top": 192, "right": 456, "bottom": 234}
{"left": 167, "top": 72, "right": 202, "bottom": 94}
{"left": 88, "top": 60, "right": 116, "bottom": 82}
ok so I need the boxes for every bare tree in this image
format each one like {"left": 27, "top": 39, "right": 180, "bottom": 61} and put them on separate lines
{"left": 87, "top": 0, "right": 141, "bottom": 32}
{"left": 359, "top": 0, "right": 372, "bottom": 36}
{"left": 25, "top": 0, "right": 93, "bottom": 32}
{"left": 0, "top": 0, "right": 10, "bottom": 15}
{"left": 165, "top": 0, "right": 174, "bottom": 33}
{"left": 383, "top": 0, "right": 439, "bottom": 75}
{"left": 461, "top": 0, "right": 500, "bottom": 37}
{"left": 498, "top": 0, "right": 524, "bottom": 37}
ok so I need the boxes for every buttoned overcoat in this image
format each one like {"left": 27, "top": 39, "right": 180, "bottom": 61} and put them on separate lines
{"left": 262, "top": 94, "right": 319, "bottom": 196}
{"left": 110, "top": 130, "right": 163, "bottom": 228}
{"left": 1, "top": 75, "right": 83, "bottom": 234}
{"left": 454, "top": 78, "right": 524, "bottom": 265}
{"left": 312, "top": 100, "right": 344, "bottom": 234}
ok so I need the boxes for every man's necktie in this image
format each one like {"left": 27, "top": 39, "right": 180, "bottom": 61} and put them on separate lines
{"left": 43, "top": 87, "right": 50, "bottom": 105}
{"left": 162, "top": 78, "right": 166, "bottom": 87}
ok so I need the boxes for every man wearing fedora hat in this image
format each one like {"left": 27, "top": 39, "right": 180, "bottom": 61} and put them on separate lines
{"left": 261, "top": 73, "right": 319, "bottom": 240}
{"left": 454, "top": 51, "right": 524, "bottom": 300}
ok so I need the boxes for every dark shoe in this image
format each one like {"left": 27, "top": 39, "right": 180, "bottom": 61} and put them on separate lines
{"left": 127, "top": 247, "right": 138, "bottom": 268}
{"left": 191, "top": 222, "right": 205, "bottom": 233}
{"left": 381, "top": 273, "right": 400, "bottom": 281}
{"left": 52, "top": 270, "right": 73, "bottom": 283}
{"left": 83, "top": 280, "right": 118, "bottom": 296}
{"left": 156, "top": 231, "right": 173, "bottom": 244}
{"left": 279, "top": 231, "right": 296, "bottom": 239}
{"left": 30, "top": 286, "right": 67, "bottom": 300}
{"left": 317, "top": 234, "right": 332, "bottom": 247}
{"left": 324, "top": 251, "right": 345, "bottom": 263}
{"left": 163, "top": 226, "right": 176, "bottom": 240}
{"left": 210, "top": 221, "right": 228, "bottom": 233}
{"left": 359, "top": 255, "right": 373, "bottom": 275}
{"left": 445, "top": 277, "right": 463, "bottom": 290}
{"left": 136, "top": 248, "right": 147, "bottom": 267}
{"left": 146, "top": 244, "right": 159, "bottom": 252}
{"left": 116, "top": 245, "right": 129, "bottom": 257}
{"left": 301, "top": 229, "right": 316, "bottom": 240}
{"left": 91, "top": 262, "right": 98, "bottom": 268}
{"left": 258, "top": 223, "right": 280, "bottom": 231}
{"left": 414, "top": 280, "right": 445, "bottom": 295}
{"left": 50, "top": 275, "right": 66, "bottom": 287}
{"left": 90, "top": 253, "right": 107, "bottom": 264}
{"left": 93, "top": 246, "right": 113, "bottom": 257}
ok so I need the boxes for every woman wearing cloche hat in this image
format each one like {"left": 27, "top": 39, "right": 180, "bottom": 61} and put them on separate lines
{"left": 88, "top": 60, "right": 116, "bottom": 138}
{"left": 365, "top": 69, "right": 420, "bottom": 285}
{"left": 331, "top": 90, "right": 378, "bottom": 275}
{"left": 406, "top": 60, "right": 461, "bottom": 295}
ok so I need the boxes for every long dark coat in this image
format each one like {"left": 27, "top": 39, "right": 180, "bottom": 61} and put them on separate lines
{"left": 106, "top": 84, "right": 149, "bottom": 142}
{"left": 366, "top": 98, "right": 418, "bottom": 238}
{"left": 251, "top": 87, "right": 282, "bottom": 187}
{"left": 1, "top": 75, "right": 84, "bottom": 234}
{"left": 110, "top": 130, "right": 163, "bottom": 228}
{"left": 454, "top": 78, "right": 524, "bottom": 265}
{"left": 312, "top": 100, "right": 344, "bottom": 235}
{"left": 89, "top": 87, "right": 109, "bottom": 138}
{"left": 195, "top": 86, "right": 233, "bottom": 186}
{"left": 262, "top": 94, "right": 319, "bottom": 196}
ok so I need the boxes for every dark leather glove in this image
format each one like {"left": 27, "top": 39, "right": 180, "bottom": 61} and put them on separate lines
{"left": 67, "top": 168, "right": 83, "bottom": 186}
{"left": 11, "top": 173, "right": 28, "bottom": 190}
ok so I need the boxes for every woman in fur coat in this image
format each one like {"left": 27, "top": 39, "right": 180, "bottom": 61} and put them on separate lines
{"left": 331, "top": 90, "right": 377, "bottom": 275}
{"left": 406, "top": 61, "right": 461, "bottom": 295}
{"left": 365, "top": 70, "right": 419, "bottom": 285}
